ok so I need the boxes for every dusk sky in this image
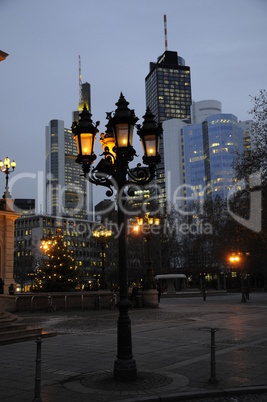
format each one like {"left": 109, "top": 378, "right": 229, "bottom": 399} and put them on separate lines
{"left": 0, "top": 0, "right": 266, "bottom": 210}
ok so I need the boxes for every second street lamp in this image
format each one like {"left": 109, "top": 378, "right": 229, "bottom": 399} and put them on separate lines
{"left": 133, "top": 213, "right": 160, "bottom": 290}
{"left": 228, "top": 252, "right": 247, "bottom": 303}
{"left": 72, "top": 93, "right": 162, "bottom": 381}
{"left": 92, "top": 225, "right": 112, "bottom": 290}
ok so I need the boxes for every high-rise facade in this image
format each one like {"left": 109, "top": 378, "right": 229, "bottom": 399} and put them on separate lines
{"left": 45, "top": 83, "right": 93, "bottom": 219}
{"left": 191, "top": 100, "right": 222, "bottom": 124}
{"left": 164, "top": 101, "right": 248, "bottom": 211}
{"left": 163, "top": 119, "right": 187, "bottom": 212}
{"left": 238, "top": 120, "right": 254, "bottom": 154}
{"left": 202, "top": 114, "right": 243, "bottom": 199}
{"left": 14, "top": 198, "right": 35, "bottom": 216}
{"left": 72, "top": 82, "right": 91, "bottom": 123}
{"left": 45, "top": 121, "right": 90, "bottom": 219}
{"left": 183, "top": 100, "right": 223, "bottom": 206}
{"left": 145, "top": 50, "right": 192, "bottom": 211}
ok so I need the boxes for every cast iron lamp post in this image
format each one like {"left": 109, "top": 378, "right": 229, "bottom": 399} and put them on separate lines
{"left": 133, "top": 213, "right": 160, "bottom": 290}
{"left": 0, "top": 157, "right": 16, "bottom": 198}
{"left": 92, "top": 225, "right": 112, "bottom": 290}
{"left": 72, "top": 93, "right": 162, "bottom": 381}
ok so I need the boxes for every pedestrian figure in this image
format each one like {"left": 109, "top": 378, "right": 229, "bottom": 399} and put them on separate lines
{"left": 47, "top": 295, "right": 56, "bottom": 312}
{"left": 110, "top": 293, "right": 117, "bottom": 310}
{"left": 202, "top": 286, "right": 207, "bottom": 301}
{"left": 0, "top": 278, "right": 4, "bottom": 294}
{"left": 9, "top": 283, "right": 15, "bottom": 295}
{"left": 241, "top": 287, "right": 247, "bottom": 303}
{"left": 245, "top": 287, "right": 250, "bottom": 300}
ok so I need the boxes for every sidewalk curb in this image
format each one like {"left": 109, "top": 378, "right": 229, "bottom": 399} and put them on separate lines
{"left": 122, "top": 385, "right": 267, "bottom": 401}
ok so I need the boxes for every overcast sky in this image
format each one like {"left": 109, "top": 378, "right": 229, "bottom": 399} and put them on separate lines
{"left": 0, "top": 0, "right": 266, "bottom": 210}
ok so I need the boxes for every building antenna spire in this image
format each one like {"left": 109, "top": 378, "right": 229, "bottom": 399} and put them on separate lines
{"left": 164, "top": 15, "right": 168, "bottom": 51}
{"left": 78, "top": 54, "right": 82, "bottom": 107}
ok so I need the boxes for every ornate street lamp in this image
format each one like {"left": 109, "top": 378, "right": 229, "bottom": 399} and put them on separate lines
{"left": 137, "top": 108, "right": 161, "bottom": 166}
{"left": 100, "top": 116, "right": 116, "bottom": 161}
{"left": 92, "top": 225, "right": 112, "bottom": 290}
{"left": 133, "top": 213, "right": 160, "bottom": 290}
{"left": 72, "top": 93, "right": 162, "bottom": 381}
{"left": 72, "top": 106, "right": 100, "bottom": 174}
{"left": 0, "top": 157, "right": 16, "bottom": 199}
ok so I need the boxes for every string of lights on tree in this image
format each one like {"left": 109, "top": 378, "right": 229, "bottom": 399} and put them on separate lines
{"left": 37, "top": 228, "right": 79, "bottom": 292}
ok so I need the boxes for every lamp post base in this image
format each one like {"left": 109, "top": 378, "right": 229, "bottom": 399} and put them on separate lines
{"left": 114, "top": 358, "right": 137, "bottom": 381}
{"left": 143, "top": 289, "right": 159, "bottom": 308}
{"left": 114, "top": 298, "right": 137, "bottom": 381}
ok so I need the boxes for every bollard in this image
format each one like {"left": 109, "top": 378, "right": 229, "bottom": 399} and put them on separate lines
{"left": 15, "top": 296, "right": 19, "bottom": 312}
{"left": 95, "top": 294, "right": 100, "bottom": 311}
{"left": 209, "top": 328, "right": 218, "bottom": 384}
{"left": 64, "top": 295, "right": 68, "bottom": 311}
{"left": 32, "top": 337, "right": 42, "bottom": 402}
{"left": 31, "top": 296, "right": 35, "bottom": 312}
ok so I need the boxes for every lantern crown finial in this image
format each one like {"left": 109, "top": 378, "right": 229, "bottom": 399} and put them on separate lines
{"left": 113, "top": 93, "right": 138, "bottom": 125}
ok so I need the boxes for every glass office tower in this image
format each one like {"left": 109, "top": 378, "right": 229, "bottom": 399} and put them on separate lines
{"left": 72, "top": 82, "right": 91, "bottom": 123}
{"left": 183, "top": 123, "right": 206, "bottom": 206}
{"left": 202, "top": 114, "right": 243, "bottom": 199}
{"left": 145, "top": 50, "right": 192, "bottom": 211}
{"left": 45, "top": 121, "right": 89, "bottom": 219}
{"left": 164, "top": 111, "right": 244, "bottom": 212}
{"left": 46, "top": 82, "right": 93, "bottom": 219}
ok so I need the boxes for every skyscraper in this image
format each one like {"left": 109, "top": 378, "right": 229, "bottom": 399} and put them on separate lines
{"left": 238, "top": 120, "right": 254, "bottom": 154}
{"left": 163, "top": 101, "right": 247, "bottom": 212}
{"left": 202, "top": 114, "right": 243, "bottom": 199}
{"left": 45, "top": 121, "right": 90, "bottom": 219}
{"left": 72, "top": 81, "right": 91, "bottom": 123}
{"left": 45, "top": 83, "right": 93, "bottom": 219}
{"left": 145, "top": 50, "right": 192, "bottom": 211}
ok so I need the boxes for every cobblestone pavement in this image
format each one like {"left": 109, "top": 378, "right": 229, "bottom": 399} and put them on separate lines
{"left": 1, "top": 292, "right": 267, "bottom": 401}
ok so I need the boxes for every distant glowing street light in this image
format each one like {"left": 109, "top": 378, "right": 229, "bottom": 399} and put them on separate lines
{"left": 229, "top": 255, "right": 240, "bottom": 263}
{"left": 228, "top": 253, "right": 242, "bottom": 268}
{"left": 0, "top": 157, "right": 16, "bottom": 199}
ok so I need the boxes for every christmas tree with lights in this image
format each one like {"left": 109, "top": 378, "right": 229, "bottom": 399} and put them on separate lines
{"left": 37, "top": 228, "right": 79, "bottom": 292}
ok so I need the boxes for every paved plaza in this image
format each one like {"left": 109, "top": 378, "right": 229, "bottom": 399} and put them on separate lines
{"left": 1, "top": 292, "right": 267, "bottom": 401}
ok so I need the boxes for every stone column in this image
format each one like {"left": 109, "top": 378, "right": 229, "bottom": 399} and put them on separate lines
{"left": 0, "top": 200, "right": 21, "bottom": 295}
